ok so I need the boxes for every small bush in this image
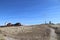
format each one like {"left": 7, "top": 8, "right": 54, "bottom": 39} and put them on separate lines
{"left": 14, "top": 23, "right": 22, "bottom": 26}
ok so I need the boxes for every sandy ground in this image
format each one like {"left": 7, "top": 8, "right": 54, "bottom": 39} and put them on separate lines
{"left": 49, "top": 28, "right": 57, "bottom": 40}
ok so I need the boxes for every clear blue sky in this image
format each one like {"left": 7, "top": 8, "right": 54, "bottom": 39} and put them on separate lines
{"left": 0, "top": 0, "right": 60, "bottom": 25}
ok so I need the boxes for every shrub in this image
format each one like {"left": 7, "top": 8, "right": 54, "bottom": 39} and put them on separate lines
{"left": 14, "top": 23, "right": 22, "bottom": 26}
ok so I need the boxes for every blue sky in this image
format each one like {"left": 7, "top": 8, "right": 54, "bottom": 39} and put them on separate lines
{"left": 0, "top": 0, "right": 60, "bottom": 25}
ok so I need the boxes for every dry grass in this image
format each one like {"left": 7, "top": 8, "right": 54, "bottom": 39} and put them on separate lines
{"left": 0, "top": 25, "right": 50, "bottom": 40}
{"left": 0, "top": 35, "right": 5, "bottom": 40}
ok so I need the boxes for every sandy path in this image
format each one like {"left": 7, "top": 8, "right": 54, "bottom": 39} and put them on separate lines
{"left": 49, "top": 28, "right": 57, "bottom": 40}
